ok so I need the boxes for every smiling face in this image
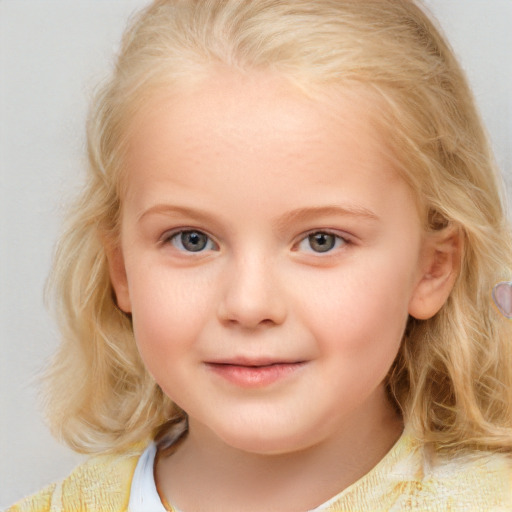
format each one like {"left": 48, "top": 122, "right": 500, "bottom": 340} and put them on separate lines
{"left": 108, "top": 70, "right": 450, "bottom": 455}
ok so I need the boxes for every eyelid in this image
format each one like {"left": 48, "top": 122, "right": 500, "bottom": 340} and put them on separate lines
{"left": 159, "top": 227, "right": 220, "bottom": 251}
{"left": 157, "top": 227, "right": 352, "bottom": 253}
{"left": 293, "top": 229, "right": 352, "bottom": 253}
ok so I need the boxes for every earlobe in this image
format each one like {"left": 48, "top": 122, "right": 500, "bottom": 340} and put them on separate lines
{"left": 408, "top": 227, "right": 462, "bottom": 320}
{"left": 104, "top": 241, "right": 132, "bottom": 313}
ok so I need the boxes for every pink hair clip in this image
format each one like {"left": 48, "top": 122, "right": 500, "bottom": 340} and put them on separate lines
{"left": 492, "top": 282, "right": 512, "bottom": 319}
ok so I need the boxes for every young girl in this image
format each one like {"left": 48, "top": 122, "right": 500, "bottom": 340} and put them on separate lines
{"left": 9, "top": 0, "right": 512, "bottom": 510}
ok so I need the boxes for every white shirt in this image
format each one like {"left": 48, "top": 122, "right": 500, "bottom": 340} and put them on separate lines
{"left": 129, "top": 441, "right": 338, "bottom": 512}
{"left": 128, "top": 442, "right": 173, "bottom": 512}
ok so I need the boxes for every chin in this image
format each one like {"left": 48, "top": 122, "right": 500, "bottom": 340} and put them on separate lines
{"left": 213, "top": 420, "right": 320, "bottom": 456}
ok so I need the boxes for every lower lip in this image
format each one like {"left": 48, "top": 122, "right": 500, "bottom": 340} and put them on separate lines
{"left": 206, "top": 362, "right": 305, "bottom": 388}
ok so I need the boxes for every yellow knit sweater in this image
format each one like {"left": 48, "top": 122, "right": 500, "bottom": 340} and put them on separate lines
{"left": 7, "top": 433, "right": 512, "bottom": 511}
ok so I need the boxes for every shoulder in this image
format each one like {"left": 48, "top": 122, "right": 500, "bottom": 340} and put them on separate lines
{"left": 411, "top": 448, "right": 512, "bottom": 510}
{"left": 326, "top": 434, "right": 512, "bottom": 511}
{"left": 6, "top": 443, "right": 147, "bottom": 512}
{"left": 383, "top": 436, "right": 512, "bottom": 511}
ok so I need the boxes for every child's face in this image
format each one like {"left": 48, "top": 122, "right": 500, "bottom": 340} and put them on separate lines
{"left": 111, "top": 71, "right": 435, "bottom": 454}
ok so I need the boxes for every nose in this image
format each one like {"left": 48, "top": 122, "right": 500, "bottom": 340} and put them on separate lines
{"left": 217, "top": 253, "right": 287, "bottom": 329}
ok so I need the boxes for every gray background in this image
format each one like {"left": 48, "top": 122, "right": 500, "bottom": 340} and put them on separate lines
{"left": 1, "top": 0, "right": 511, "bottom": 507}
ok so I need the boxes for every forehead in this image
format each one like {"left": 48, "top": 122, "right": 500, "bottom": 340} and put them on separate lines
{"left": 121, "top": 69, "right": 413, "bottom": 219}
{"left": 126, "top": 71, "right": 395, "bottom": 165}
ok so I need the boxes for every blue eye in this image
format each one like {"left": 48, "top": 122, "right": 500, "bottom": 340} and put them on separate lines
{"left": 298, "top": 231, "right": 346, "bottom": 253}
{"left": 169, "top": 230, "right": 216, "bottom": 252}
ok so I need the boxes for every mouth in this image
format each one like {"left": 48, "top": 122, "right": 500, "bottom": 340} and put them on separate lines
{"left": 205, "top": 359, "right": 307, "bottom": 388}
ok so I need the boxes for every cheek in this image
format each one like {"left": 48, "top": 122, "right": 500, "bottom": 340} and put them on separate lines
{"left": 297, "top": 262, "right": 412, "bottom": 357}
{"left": 305, "top": 278, "right": 407, "bottom": 404}
{"left": 127, "top": 269, "right": 214, "bottom": 362}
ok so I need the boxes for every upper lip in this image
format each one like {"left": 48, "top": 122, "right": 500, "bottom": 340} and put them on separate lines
{"left": 205, "top": 357, "right": 306, "bottom": 367}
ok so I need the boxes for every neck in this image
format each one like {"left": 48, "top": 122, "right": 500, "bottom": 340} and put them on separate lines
{"left": 156, "top": 396, "right": 403, "bottom": 512}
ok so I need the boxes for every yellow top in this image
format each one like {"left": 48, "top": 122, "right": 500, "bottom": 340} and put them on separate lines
{"left": 7, "top": 433, "right": 512, "bottom": 511}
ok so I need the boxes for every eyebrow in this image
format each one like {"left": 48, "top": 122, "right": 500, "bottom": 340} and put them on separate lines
{"left": 138, "top": 204, "right": 379, "bottom": 228}
{"left": 273, "top": 205, "right": 379, "bottom": 232}
{"left": 138, "top": 204, "right": 213, "bottom": 224}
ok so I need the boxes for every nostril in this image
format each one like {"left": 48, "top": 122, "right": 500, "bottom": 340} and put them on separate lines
{"left": 216, "top": 262, "right": 287, "bottom": 328}
{"left": 218, "top": 297, "right": 286, "bottom": 329}
{"left": 224, "top": 315, "right": 278, "bottom": 330}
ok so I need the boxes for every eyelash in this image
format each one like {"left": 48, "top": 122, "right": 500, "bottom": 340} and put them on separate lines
{"left": 162, "top": 229, "right": 218, "bottom": 253}
{"left": 294, "top": 230, "right": 350, "bottom": 254}
{"left": 161, "top": 228, "right": 350, "bottom": 255}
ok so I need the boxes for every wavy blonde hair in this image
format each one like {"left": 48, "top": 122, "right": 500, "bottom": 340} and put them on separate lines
{"left": 46, "top": 0, "right": 512, "bottom": 454}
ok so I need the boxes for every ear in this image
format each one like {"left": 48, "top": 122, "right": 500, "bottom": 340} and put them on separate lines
{"left": 408, "top": 227, "right": 462, "bottom": 320}
{"left": 104, "top": 239, "right": 132, "bottom": 313}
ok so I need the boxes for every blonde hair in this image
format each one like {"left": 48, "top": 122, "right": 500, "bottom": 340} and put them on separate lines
{"left": 46, "top": 0, "right": 512, "bottom": 454}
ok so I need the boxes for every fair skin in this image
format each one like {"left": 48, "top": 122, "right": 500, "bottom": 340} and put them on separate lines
{"left": 108, "top": 70, "right": 458, "bottom": 511}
